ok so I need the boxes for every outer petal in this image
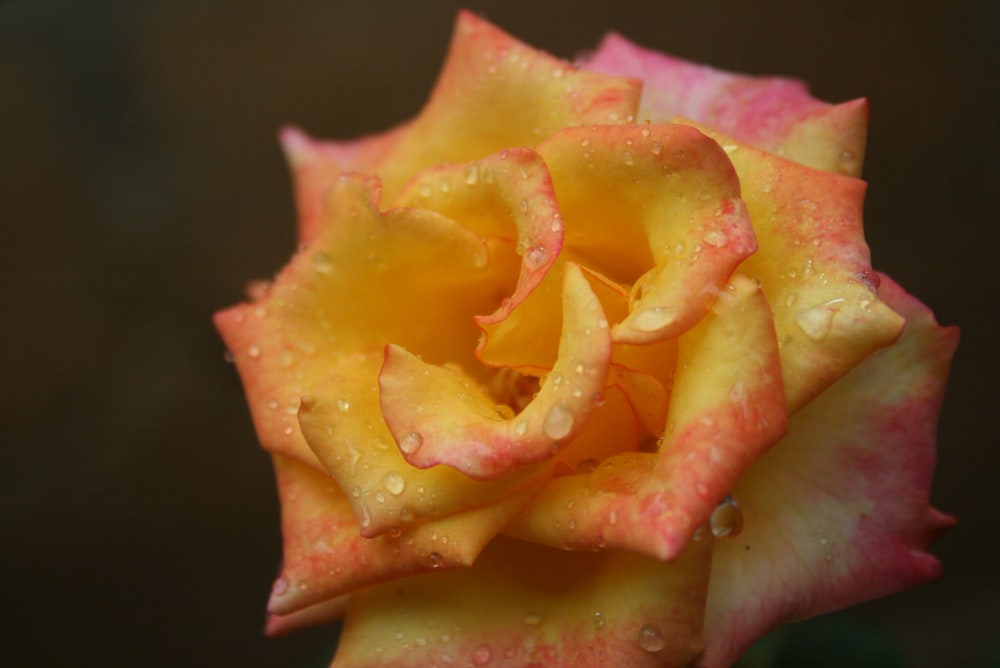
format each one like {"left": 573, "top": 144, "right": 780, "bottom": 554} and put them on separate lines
{"left": 680, "top": 121, "right": 905, "bottom": 412}
{"left": 267, "top": 456, "right": 546, "bottom": 616}
{"left": 581, "top": 34, "right": 868, "bottom": 176}
{"left": 373, "top": 11, "right": 641, "bottom": 202}
{"left": 697, "top": 274, "right": 958, "bottom": 667}
{"left": 378, "top": 263, "right": 611, "bottom": 480}
{"left": 280, "top": 123, "right": 411, "bottom": 244}
{"left": 331, "top": 535, "right": 713, "bottom": 668}
{"left": 214, "top": 175, "right": 506, "bottom": 468}
{"left": 506, "top": 275, "right": 787, "bottom": 559}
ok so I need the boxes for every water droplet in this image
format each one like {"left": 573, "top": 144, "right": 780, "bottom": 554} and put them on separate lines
{"left": 632, "top": 306, "right": 677, "bottom": 333}
{"left": 594, "top": 612, "right": 605, "bottom": 629}
{"left": 795, "top": 299, "right": 846, "bottom": 341}
{"left": 550, "top": 371, "right": 563, "bottom": 386}
{"left": 272, "top": 576, "right": 289, "bottom": 596}
{"left": 519, "top": 199, "right": 529, "bottom": 213}
{"left": 312, "top": 252, "right": 333, "bottom": 275}
{"left": 523, "top": 245, "right": 550, "bottom": 270}
{"left": 400, "top": 431, "right": 423, "bottom": 454}
{"left": 784, "top": 291, "right": 798, "bottom": 307}
{"left": 710, "top": 496, "right": 744, "bottom": 538}
{"left": 523, "top": 611, "right": 542, "bottom": 625}
{"left": 514, "top": 419, "right": 528, "bottom": 436}
{"left": 623, "top": 150, "right": 635, "bottom": 166}
{"left": 638, "top": 624, "right": 666, "bottom": 652}
{"left": 579, "top": 137, "right": 591, "bottom": 147}
{"left": 383, "top": 471, "right": 406, "bottom": 496}
{"left": 472, "top": 645, "right": 492, "bottom": 665}
{"left": 337, "top": 399, "right": 350, "bottom": 412}
{"left": 429, "top": 552, "right": 444, "bottom": 568}
{"left": 464, "top": 165, "right": 479, "bottom": 185}
{"left": 417, "top": 183, "right": 433, "bottom": 198}
{"left": 640, "top": 127, "right": 651, "bottom": 138}
{"left": 650, "top": 141, "right": 662, "bottom": 156}
{"left": 247, "top": 344, "right": 261, "bottom": 359}
{"left": 543, "top": 402, "right": 574, "bottom": 440}
{"left": 608, "top": 510, "right": 619, "bottom": 525}
{"left": 375, "top": 491, "right": 386, "bottom": 504}
{"left": 415, "top": 636, "right": 427, "bottom": 647}
{"left": 360, "top": 505, "right": 371, "bottom": 528}
{"left": 703, "top": 230, "right": 729, "bottom": 247}
{"left": 350, "top": 485, "right": 361, "bottom": 498}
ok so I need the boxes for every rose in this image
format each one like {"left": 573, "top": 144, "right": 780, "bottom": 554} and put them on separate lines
{"left": 215, "top": 11, "right": 957, "bottom": 668}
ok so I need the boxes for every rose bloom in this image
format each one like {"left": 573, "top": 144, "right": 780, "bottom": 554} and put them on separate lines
{"left": 215, "top": 11, "right": 958, "bottom": 668}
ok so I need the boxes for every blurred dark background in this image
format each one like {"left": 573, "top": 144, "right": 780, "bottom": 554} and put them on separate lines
{"left": 2, "top": 1, "right": 996, "bottom": 666}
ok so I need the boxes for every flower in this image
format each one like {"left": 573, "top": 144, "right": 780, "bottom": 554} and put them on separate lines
{"left": 214, "top": 11, "right": 957, "bottom": 668}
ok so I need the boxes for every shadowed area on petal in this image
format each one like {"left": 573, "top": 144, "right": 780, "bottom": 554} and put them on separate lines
{"left": 331, "top": 535, "right": 712, "bottom": 668}
{"left": 213, "top": 174, "right": 511, "bottom": 469}
{"left": 369, "top": 10, "right": 641, "bottom": 202}
{"left": 536, "top": 123, "right": 756, "bottom": 345}
{"left": 506, "top": 275, "right": 786, "bottom": 559}
{"left": 696, "top": 274, "right": 958, "bottom": 667}
{"left": 580, "top": 34, "right": 868, "bottom": 176}
{"left": 680, "top": 121, "right": 905, "bottom": 413}
{"left": 379, "top": 263, "right": 611, "bottom": 480}
{"left": 267, "top": 456, "right": 547, "bottom": 616}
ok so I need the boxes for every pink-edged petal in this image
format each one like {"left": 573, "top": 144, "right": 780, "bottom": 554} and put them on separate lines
{"left": 681, "top": 120, "right": 905, "bottom": 412}
{"left": 371, "top": 11, "right": 640, "bottom": 202}
{"left": 536, "top": 123, "right": 756, "bottom": 344}
{"left": 280, "top": 123, "right": 411, "bottom": 244}
{"left": 379, "top": 263, "right": 611, "bottom": 480}
{"left": 506, "top": 275, "right": 786, "bottom": 558}
{"left": 298, "top": 352, "right": 551, "bottom": 538}
{"left": 268, "top": 455, "right": 547, "bottom": 616}
{"left": 214, "top": 174, "right": 506, "bottom": 468}
{"left": 394, "top": 147, "right": 566, "bottom": 372}
{"left": 696, "top": 274, "right": 958, "bottom": 667}
{"left": 331, "top": 535, "right": 712, "bottom": 668}
{"left": 581, "top": 34, "right": 869, "bottom": 176}
{"left": 265, "top": 595, "right": 348, "bottom": 637}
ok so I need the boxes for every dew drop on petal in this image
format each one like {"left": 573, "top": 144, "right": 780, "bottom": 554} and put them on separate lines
{"left": 399, "top": 431, "right": 423, "bottom": 454}
{"left": 383, "top": 471, "right": 406, "bottom": 496}
{"left": 703, "top": 230, "right": 729, "bottom": 247}
{"left": 632, "top": 306, "right": 678, "bottom": 333}
{"left": 710, "top": 496, "right": 744, "bottom": 538}
{"left": 543, "top": 402, "right": 574, "bottom": 440}
{"left": 271, "top": 576, "right": 289, "bottom": 596}
{"left": 795, "top": 298, "right": 846, "bottom": 341}
{"left": 623, "top": 150, "right": 635, "bottom": 166}
{"left": 594, "top": 612, "right": 606, "bottom": 629}
{"left": 247, "top": 344, "right": 261, "bottom": 359}
{"left": 576, "top": 458, "right": 598, "bottom": 474}
{"left": 472, "top": 645, "right": 492, "bottom": 665}
{"left": 464, "top": 164, "right": 479, "bottom": 185}
{"left": 312, "top": 252, "right": 333, "bottom": 275}
{"left": 523, "top": 245, "right": 550, "bottom": 270}
{"left": 638, "top": 624, "right": 666, "bottom": 652}
{"left": 514, "top": 419, "right": 529, "bottom": 436}
{"left": 336, "top": 399, "right": 350, "bottom": 412}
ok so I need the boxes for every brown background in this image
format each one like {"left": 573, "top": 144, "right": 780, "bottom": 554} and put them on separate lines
{"left": 2, "top": 0, "right": 997, "bottom": 666}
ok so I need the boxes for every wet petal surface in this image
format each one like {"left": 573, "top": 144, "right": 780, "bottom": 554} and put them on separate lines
{"left": 696, "top": 275, "right": 958, "bottom": 667}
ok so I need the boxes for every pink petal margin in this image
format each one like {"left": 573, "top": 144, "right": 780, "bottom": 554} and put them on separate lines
{"left": 696, "top": 274, "right": 958, "bottom": 667}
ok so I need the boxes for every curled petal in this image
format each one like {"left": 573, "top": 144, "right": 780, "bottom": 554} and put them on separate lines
{"left": 507, "top": 275, "right": 786, "bottom": 558}
{"left": 280, "top": 123, "right": 410, "bottom": 244}
{"left": 372, "top": 10, "right": 641, "bottom": 201}
{"left": 298, "top": 353, "right": 548, "bottom": 537}
{"left": 265, "top": 595, "right": 348, "bottom": 637}
{"left": 537, "top": 123, "right": 756, "bottom": 344}
{"left": 395, "top": 147, "right": 566, "bottom": 372}
{"left": 581, "top": 34, "right": 868, "bottom": 175}
{"left": 697, "top": 275, "right": 958, "bottom": 667}
{"left": 379, "top": 263, "right": 612, "bottom": 480}
{"left": 681, "top": 122, "right": 905, "bottom": 412}
{"left": 213, "top": 174, "right": 506, "bottom": 468}
{"left": 268, "top": 456, "right": 546, "bottom": 616}
{"left": 332, "top": 536, "right": 713, "bottom": 668}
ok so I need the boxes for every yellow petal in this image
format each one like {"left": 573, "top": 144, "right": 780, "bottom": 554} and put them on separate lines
{"left": 332, "top": 536, "right": 712, "bottom": 668}
{"left": 378, "top": 263, "right": 612, "bottom": 480}
{"left": 373, "top": 11, "right": 641, "bottom": 202}
{"left": 268, "top": 456, "right": 546, "bottom": 616}
{"left": 298, "top": 353, "right": 550, "bottom": 538}
{"left": 537, "top": 123, "right": 757, "bottom": 344}
{"left": 214, "top": 174, "right": 508, "bottom": 468}
{"left": 679, "top": 120, "right": 905, "bottom": 412}
{"left": 507, "top": 275, "right": 786, "bottom": 559}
